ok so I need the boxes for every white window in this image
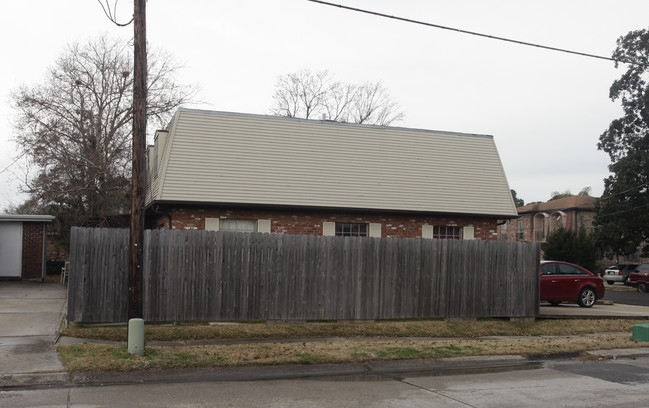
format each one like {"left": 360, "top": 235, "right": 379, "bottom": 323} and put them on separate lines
{"left": 220, "top": 219, "right": 257, "bottom": 232}
{"left": 323, "top": 221, "right": 381, "bottom": 237}
{"left": 336, "top": 222, "right": 368, "bottom": 237}
{"left": 205, "top": 218, "right": 271, "bottom": 233}
{"left": 423, "top": 225, "right": 473, "bottom": 240}
{"left": 433, "top": 226, "right": 462, "bottom": 240}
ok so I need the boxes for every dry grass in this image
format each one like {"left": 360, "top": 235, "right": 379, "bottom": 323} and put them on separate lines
{"left": 56, "top": 318, "right": 649, "bottom": 373}
{"left": 56, "top": 332, "right": 647, "bottom": 373}
{"left": 61, "top": 319, "right": 645, "bottom": 342}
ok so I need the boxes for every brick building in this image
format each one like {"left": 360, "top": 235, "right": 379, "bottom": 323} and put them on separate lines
{"left": 498, "top": 195, "right": 596, "bottom": 243}
{"left": 0, "top": 215, "right": 55, "bottom": 280}
{"left": 145, "top": 109, "right": 518, "bottom": 239}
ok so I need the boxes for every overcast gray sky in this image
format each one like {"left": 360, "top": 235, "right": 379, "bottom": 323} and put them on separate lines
{"left": 1, "top": 0, "right": 647, "bottom": 210}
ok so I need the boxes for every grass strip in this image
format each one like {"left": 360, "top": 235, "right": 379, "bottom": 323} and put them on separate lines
{"left": 61, "top": 319, "right": 646, "bottom": 342}
{"left": 56, "top": 332, "right": 646, "bottom": 373}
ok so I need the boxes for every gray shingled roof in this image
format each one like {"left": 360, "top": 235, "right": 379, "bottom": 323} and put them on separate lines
{"left": 146, "top": 109, "right": 517, "bottom": 218}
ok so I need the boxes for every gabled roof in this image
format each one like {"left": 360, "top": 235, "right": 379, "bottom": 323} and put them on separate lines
{"left": 517, "top": 195, "right": 596, "bottom": 214}
{"left": 146, "top": 108, "right": 517, "bottom": 218}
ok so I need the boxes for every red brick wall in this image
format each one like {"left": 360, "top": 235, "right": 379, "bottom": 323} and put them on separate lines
{"left": 22, "top": 222, "right": 44, "bottom": 280}
{"left": 150, "top": 206, "right": 501, "bottom": 240}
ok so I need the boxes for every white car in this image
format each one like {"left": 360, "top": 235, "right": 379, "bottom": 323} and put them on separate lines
{"left": 603, "top": 264, "right": 638, "bottom": 285}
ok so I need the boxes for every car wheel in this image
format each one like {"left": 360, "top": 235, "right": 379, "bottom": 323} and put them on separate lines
{"left": 638, "top": 283, "right": 647, "bottom": 293}
{"left": 549, "top": 301, "right": 561, "bottom": 306}
{"left": 607, "top": 280, "right": 615, "bottom": 285}
{"left": 578, "top": 287, "right": 596, "bottom": 308}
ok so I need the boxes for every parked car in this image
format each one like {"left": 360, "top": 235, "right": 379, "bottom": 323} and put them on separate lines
{"left": 540, "top": 260, "right": 605, "bottom": 308}
{"left": 603, "top": 264, "right": 639, "bottom": 285}
{"left": 627, "top": 263, "right": 649, "bottom": 293}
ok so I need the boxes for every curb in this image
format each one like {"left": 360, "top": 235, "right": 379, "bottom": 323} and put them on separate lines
{"left": 70, "top": 356, "right": 540, "bottom": 387}
{"left": 1, "top": 356, "right": 538, "bottom": 390}
{"left": 0, "top": 372, "right": 69, "bottom": 390}
{"left": 585, "top": 348, "right": 649, "bottom": 359}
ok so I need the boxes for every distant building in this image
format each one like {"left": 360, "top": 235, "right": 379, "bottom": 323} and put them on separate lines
{"left": 499, "top": 195, "right": 596, "bottom": 243}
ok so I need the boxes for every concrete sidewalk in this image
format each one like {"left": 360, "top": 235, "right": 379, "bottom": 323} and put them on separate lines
{"left": 540, "top": 301, "right": 649, "bottom": 319}
{"left": 0, "top": 281, "right": 68, "bottom": 388}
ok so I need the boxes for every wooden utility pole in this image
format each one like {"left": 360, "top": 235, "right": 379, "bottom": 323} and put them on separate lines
{"left": 129, "top": 0, "right": 147, "bottom": 319}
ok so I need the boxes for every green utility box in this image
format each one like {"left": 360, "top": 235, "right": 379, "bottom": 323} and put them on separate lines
{"left": 632, "top": 323, "right": 649, "bottom": 342}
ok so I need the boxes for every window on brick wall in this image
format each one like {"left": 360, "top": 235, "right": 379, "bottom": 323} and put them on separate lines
{"left": 219, "top": 219, "right": 258, "bottom": 232}
{"left": 335, "top": 222, "right": 368, "bottom": 237}
{"left": 433, "top": 226, "right": 462, "bottom": 240}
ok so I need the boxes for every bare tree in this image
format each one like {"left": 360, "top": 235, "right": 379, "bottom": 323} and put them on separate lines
{"left": 322, "top": 81, "right": 357, "bottom": 122}
{"left": 271, "top": 69, "right": 405, "bottom": 125}
{"left": 271, "top": 69, "right": 331, "bottom": 119}
{"left": 10, "top": 35, "right": 195, "bottom": 248}
{"left": 351, "top": 81, "right": 405, "bottom": 126}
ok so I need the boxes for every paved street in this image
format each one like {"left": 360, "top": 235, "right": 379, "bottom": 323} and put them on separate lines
{"left": 604, "top": 287, "right": 649, "bottom": 306}
{"left": 3, "top": 356, "right": 649, "bottom": 407}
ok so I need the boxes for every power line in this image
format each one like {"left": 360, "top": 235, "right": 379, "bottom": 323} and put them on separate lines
{"left": 562, "top": 182, "right": 649, "bottom": 210}
{"left": 596, "top": 202, "right": 649, "bottom": 219}
{"left": 0, "top": 151, "right": 28, "bottom": 176}
{"left": 307, "top": 0, "right": 647, "bottom": 67}
{"left": 600, "top": 182, "right": 649, "bottom": 202}
{"left": 97, "top": 0, "right": 134, "bottom": 27}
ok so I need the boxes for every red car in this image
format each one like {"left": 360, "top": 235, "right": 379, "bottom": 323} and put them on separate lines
{"left": 627, "top": 263, "right": 649, "bottom": 292}
{"left": 540, "top": 261, "right": 605, "bottom": 308}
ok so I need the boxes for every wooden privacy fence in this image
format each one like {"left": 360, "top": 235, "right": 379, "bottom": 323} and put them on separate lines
{"left": 67, "top": 228, "right": 130, "bottom": 323}
{"left": 67, "top": 227, "right": 540, "bottom": 323}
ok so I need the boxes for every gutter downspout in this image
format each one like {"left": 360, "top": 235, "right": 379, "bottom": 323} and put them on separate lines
{"left": 41, "top": 223, "right": 47, "bottom": 283}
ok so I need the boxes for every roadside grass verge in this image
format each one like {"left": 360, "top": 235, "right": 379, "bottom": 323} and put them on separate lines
{"left": 56, "top": 332, "right": 647, "bottom": 373}
{"left": 56, "top": 319, "right": 649, "bottom": 372}
{"left": 61, "top": 318, "right": 644, "bottom": 342}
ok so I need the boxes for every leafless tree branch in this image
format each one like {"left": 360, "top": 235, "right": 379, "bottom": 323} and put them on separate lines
{"left": 270, "top": 69, "right": 404, "bottom": 126}
{"left": 10, "top": 35, "right": 196, "bottom": 248}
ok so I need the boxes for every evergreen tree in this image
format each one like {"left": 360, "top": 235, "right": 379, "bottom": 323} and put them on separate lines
{"left": 542, "top": 227, "right": 598, "bottom": 272}
{"left": 595, "top": 28, "right": 649, "bottom": 258}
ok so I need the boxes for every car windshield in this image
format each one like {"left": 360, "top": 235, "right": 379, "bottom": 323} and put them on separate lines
{"left": 637, "top": 264, "right": 649, "bottom": 273}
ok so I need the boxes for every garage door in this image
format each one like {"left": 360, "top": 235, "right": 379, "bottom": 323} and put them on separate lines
{"left": 0, "top": 222, "right": 23, "bottom": 277}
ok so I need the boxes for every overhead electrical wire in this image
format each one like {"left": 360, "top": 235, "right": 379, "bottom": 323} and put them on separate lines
{"left": 595, "top": 202, "right": 649, "bottom": 219}
{"left": 307, "top": 0, "right": 647, "bottom": 67}
{"left": 0, "top": 151, "right": 28, "bottom": 176}
{"left": 308, "top": 1, "right": 649, "bottom": 219}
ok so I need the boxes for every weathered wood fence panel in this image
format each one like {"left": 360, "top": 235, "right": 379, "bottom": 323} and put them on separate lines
{"left": 67, "top": 227, "right": 129, "bottom": 322}
{"left": 67, "top": 227, "right": 540, "bottom": 322}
